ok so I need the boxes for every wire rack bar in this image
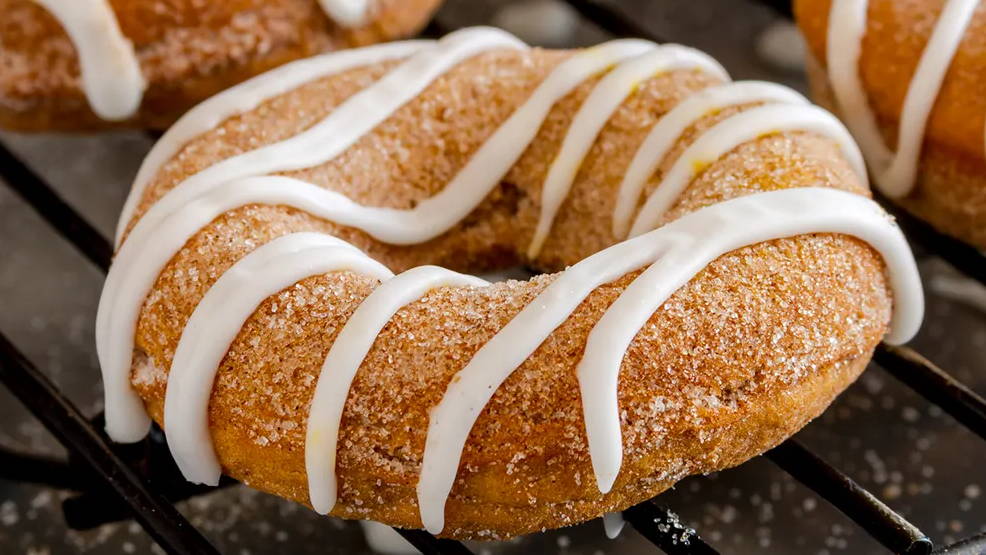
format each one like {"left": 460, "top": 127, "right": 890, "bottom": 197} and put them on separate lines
{"left": 933, "top": 533, "right": 986, "bottom": 555}
{"left": 766, "top": 439, "right": 932, "bottom": 555}
{"left": 0, "top": 128, "right": 710, "bottom": 554}
{"left": 874, "top": 191, "right": 986, "bottom": 287}
{"left": 755, "top": 0, "right": 794, "bottom": 17}
{"left": 0, "top": 140, "right": 112, "bottom": 271}
{"left": 565, "top": 0, "right": 665, "bottom": 42}
{"left": 396, "top": 530, "right": 475, "bottom": 555}
{"left": 562, "top": 0, "right": 662, "bottom": 40}
{"left": 0, "top": 447, "right": 86, "bottom": 490}
{"left": 0, "top": 331, "right": 219, "bottom": 555}
{"left": 623, "top": 502, "right": 719, "bottom": 554}
{"left": 875, "top": 344, "right": 986, "bottom": 442}
{"left": 57, "top": 414, "right": 237, "bottom": 531}
{"left": 0, "top": 139, "right": 471, "bottom": 554}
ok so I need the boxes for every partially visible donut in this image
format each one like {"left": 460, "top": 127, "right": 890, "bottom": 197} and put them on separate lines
{"left": 97, "top": 28, "right": 923, "bottom": 539}
{"left": 0, "top": 0, "right": 441, "bottom": 131}
{"left": 795, "top": 0, "right": 986, "bottom": 249}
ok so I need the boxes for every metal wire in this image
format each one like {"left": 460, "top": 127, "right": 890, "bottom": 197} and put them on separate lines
{"left": 0, "top": 139, "right": 468, "bottom": 553}
{"left": 396, "top": 530, "right": 476, "bottom": 555}
{"left": 0, "top": 332, "right": 220, "bottom": 555}
{"left": 623, "top": 503, "right": 719, "bottom": 555}
{"left": 0, "top": 447, "right": 86, "bottom": 490}
{"left": 874, "top": 190, "right": 986, "bottom": 287}
{"left": 562, "top": 0, "right": 657, "bottom": 39}
{"left": 875, "top": 344, "right": 986, "bottom": 442}
{"left": 766, "top": 440, "right": 933, "bottom": 555}
{"left": 933, "top": 533, "right": 986, "bottom": 555}
{"left": 0, "top": 141, "right": 112, "bottom": 271}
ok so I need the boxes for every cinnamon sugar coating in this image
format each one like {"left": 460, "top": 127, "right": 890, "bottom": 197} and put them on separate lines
{"left": 796, "top": 0, "right": 986, "bottom": 248}
{"left": 0, "top": 0, "right": 441, "bottom": 131}
{"left": 125, "top": 48, "right": 892, "bottom": 539}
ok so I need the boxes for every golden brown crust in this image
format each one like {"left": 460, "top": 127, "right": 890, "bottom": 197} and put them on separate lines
{"left": 795, "top": 0, "right": 986, "bottom": 248}
{"left": 125, "top": 48, "right": 892, "bottom": 539}
{"left": 0, "top": 0, "right": 441, "bottom": 131}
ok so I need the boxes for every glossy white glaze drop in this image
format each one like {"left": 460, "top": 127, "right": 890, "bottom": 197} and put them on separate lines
{"left": 319, "top": 0, "right": 373, "bottom": 28}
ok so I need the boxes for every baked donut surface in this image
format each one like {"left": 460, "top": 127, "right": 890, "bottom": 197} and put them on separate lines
{"left": 97, "top": 29, "right": 923, "bottom": 539}
{"left": 795, "top": 0, "right": 986, "bottom": 248}
{"left": 0, "top": 0, "right": 441, "bottom": 131}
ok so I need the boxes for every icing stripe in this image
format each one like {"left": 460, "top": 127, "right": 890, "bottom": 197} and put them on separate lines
{"left": 319, "top": 0, "right": 372, "bottom": 28}
{"left": 627, "top": 103, "right": 867, "bottom": 237}
{"left": 612, "top": 81, "right": 809, "bottom": 238}
{"left": 31, "top": 0, "right": 145, "bottom": 121}
{"left": 100, "top": 176, "right": 417, "bottom": 442}
{"left": 826, "top": 0, "right": 979, "bottom": 198}
{"left": 99, "top": 29, "right": 524, "bottom": 442}
{"left": 306, "top": 266, "right": 489, "bottom": 514}
{"left": 31, "top": 0, "right": 380, "bottom": 123}
{"left": 117, "top": 40, "right": 428, "bottom": 246}
{"left": 578, "top": 187, "right": 924, "bottom": 495}
{"left": 165, "top": 233, "right": 394, "bottom": 485}
{"left": 134, "top": 37, "right": 657, "bottom": 247}
{"left": 417, "top": 187, "right": 922, "bottom": 533}
{"left": 602, "top": 512, "right": 626, "bottom": 540}
{"left": 527, "top": 44, "right": 729, "bottom": 258}
{"left": 121, "top": 27, "right": 526, "bottom": 253}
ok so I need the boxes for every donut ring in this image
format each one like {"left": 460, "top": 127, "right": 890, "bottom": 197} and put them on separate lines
{"left": 795, "top": 0, "right": 986, "bottom": 249}
{"left": 97, "top": 28, "right": 923, "bottom": 539}
{"left": 0, "top": 0, "right": 441, "bottom": 131}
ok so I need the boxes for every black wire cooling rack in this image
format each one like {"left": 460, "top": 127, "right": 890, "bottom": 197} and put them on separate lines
{"left": 1, "top": 1, "right": 985, "bottom": 553}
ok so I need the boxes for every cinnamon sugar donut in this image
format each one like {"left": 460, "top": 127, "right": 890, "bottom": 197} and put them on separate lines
{"left": 0, "top": 0, "right": 441, "bottom": 131}
{"left": 795, "top": 0, "right": 986, "bottom": 249}
{"left": 96, "top": 28, "right": 924, "bottom": 540}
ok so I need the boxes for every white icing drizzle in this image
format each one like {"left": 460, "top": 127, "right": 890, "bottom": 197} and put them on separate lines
{"left": 359, "top": 520, "right": 418, "bottom": 555}
{"left": 31, "top": 0, "right": 387, "bottom": 123}
{"left": 527, "top": 44, "right": 728, "bottom": 258}
{"left": 578, "top": 188, "right": 923, "bottom": 495}
{"left": 825, "top": 0, "right": 979, "bottom": 198}
{"left": 116, "top": 40, "right": 428, "bottom": 247}
{"left": 306, "top": 266, "right": 488, "bottom": 514}
{"left": 417, "top": 188, "right": 922, "bottom": 533}
{"left": 165, "top": 233, "right": 394, "bottom": 485}
{"left": 627, "top": 103, "right": 867, "bottom": 238}
{"left": 98, "top": 28, "right": 522, "bottom": 442}
{"left": 121, "top": 27, "right": 525, "bottom": 253}
{"left": 611, "top": 81, "right": 809, "bottom": 238}
{"left": 602, "top": 511, "right": 626, "bottom": 540}
{"left": 319, "top": 0, "right": 373, "bottom": 28}
{"left": 30, "top": 0, "right": 145, "bottom": 121}
{"left": 97, "top": 28, "right": 925, "bottom": 535}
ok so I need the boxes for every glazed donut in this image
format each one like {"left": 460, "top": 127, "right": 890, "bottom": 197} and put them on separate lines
{"left": 0, "top": 0, "right": 441, "bottom": 131}
{"left": 795, "top": 0, "right": 986, "bottom": 249}
{"left": 96, "top": 28, "right": 924, "bottom": 539}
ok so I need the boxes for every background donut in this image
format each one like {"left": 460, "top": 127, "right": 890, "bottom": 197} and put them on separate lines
{"left": 795, "top": 0, "right": 986, "bottom": 249}
{"left": 0, "top": 0, "right": 442, "bottom": 131}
